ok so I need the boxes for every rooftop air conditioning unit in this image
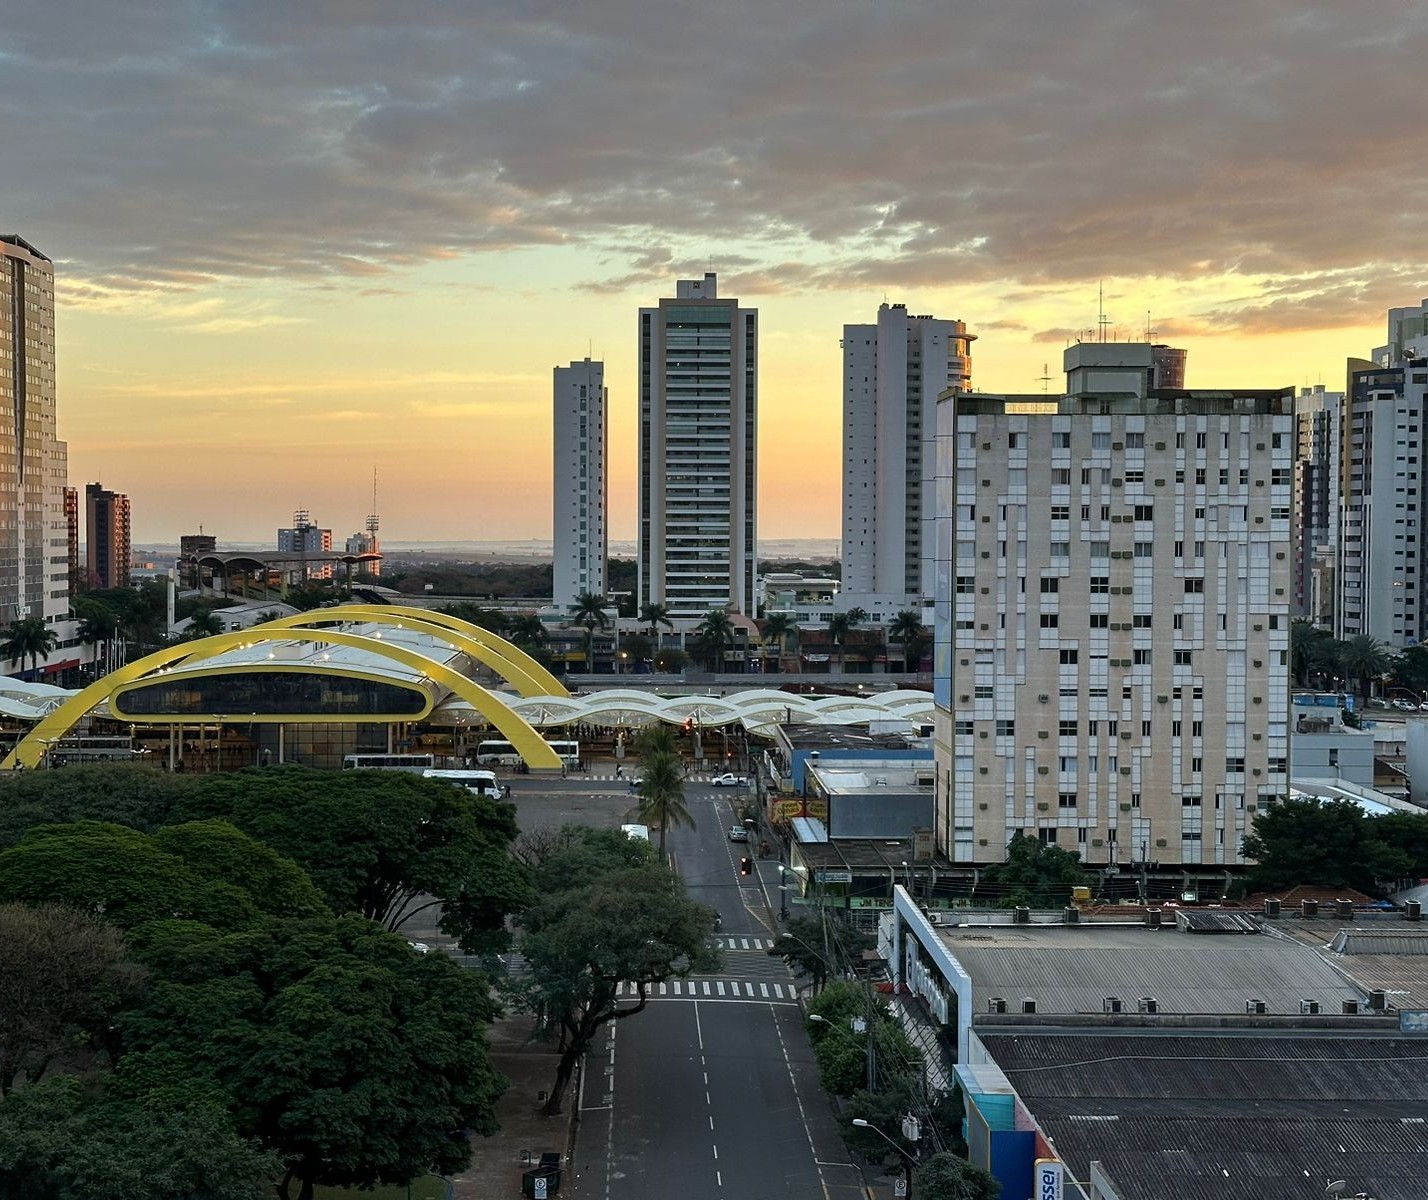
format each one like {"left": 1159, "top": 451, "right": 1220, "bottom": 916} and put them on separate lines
{"left": 1021, "top": 998, "right": 1037, "bottom": 1014}
{"left": 988, "top": 996, "right": 1007, "bottom": 1014}
{"left": 1245, "top": 999, "right": 1267, "bottom": 1015}
{"left": 1103, "top": 996, "right": 1123, "bottom": 1014}
{"left": 1299, "top": 999, "right": 1320, "bottom": 1015}
{"left": 1138, "top": 997, "right": 1158, "bottom": 1014}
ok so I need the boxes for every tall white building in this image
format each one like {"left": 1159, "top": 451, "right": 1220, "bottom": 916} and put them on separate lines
{"left": 1292, "top": 385, "right": 1342, "bottom": 628}
{"left": 1, "top": 235, "right": 74, "bottom": 670}
{"left": 277, "top": 510, "right": 332, "bottom": 581}
{"left": 842, "top": 303, "right": 973, "bottom": 620}
{"left": 933, "top": 343, "right": 1294, "bottom": 869}
{"left": 638, "top": 273, "right": 757, "bottom": 619}
{"left": 552, "top": 358, "right": 607, "bottom": 610}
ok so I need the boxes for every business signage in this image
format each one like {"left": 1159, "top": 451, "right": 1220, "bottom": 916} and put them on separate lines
{"left": 1400, "top": 1009, "right": 1428, "bottom": 1034}
{"left": 815, "top": 869, "right": 853, "bottom": 884}
{"left": 1034, "top": 1159, "right": 1064, "bottom": 1200}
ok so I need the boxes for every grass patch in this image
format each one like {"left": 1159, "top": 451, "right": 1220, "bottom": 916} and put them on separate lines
{"left": 311, "top": 1179, "right": 448, "bottom": 1200}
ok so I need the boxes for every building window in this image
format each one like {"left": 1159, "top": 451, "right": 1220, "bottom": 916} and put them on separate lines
{"left": 1040, "top": 577, "right": 1060, "bottom": 593}
{"left": 1060, "top": 648, "right": 1079, "bottom": 664}
{"left": 1174, "top": 650, "right": 1193, "bottom": 666}
{"left": 1058, "top": 792, "right": 1078, "bottom": 809}
{"left": 1040, "top": 613, "right": 1059, "bottom": 628}
{"left": 996, "top": 720, "right": 1015, "bottom": 736}
{"left": 1059, "top": 720, "right": 1078, "bottom": 736}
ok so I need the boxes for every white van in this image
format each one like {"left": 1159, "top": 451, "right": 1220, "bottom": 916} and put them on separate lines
{"left": 620, "top": 823, "right": 651, "bottom": 842}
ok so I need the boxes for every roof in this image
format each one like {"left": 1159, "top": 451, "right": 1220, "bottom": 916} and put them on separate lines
{"left": 940, "top": 923, "right": 1363, "bottom": 1015}
{"left": 782, "top": 721, "right": 927, "bottom": 750}
{"left": 1270, "top": 917, "right": 1428, "bottom": 1009}
{"left": 981, "top": 1031, "right": 1428, "bottom": 1200}
{"left": 812, "top": 762, "right": 936, "bottom": 794}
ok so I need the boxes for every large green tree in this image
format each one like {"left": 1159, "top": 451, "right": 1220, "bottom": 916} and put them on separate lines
{"left": 514, "top": 828, "right": 718, "bottom": 1114}
{"left": 171, "top": 766, "right": 527, "bottom": 951}
{"left": 570, "top": 590, "right": 609, "bottom": 673}
{"left": 633, "top": 750, "right": 693, "bottom": 860}
{"left": 120, "top": 914, "right": 505, "bottom": 1200}
{"left": 0, "top": 764, "right": 197, "bottom": 850}
{"left": 0, "top": 618, "right": 58, "bottom": 678}
{"left": 639, "top": 602, "right": 674, "bottom": 644}
{"left": 694, "top": 608, "right": 735, "bottom": 671}
{"left": 761, "top": 612, "right": 799, "bottom": 673}
{"left": 1242, "top": 797, "right": 1414, "bottom": 894}
{"left": 826, "top": 606, "right": 869, "bottom": 674}
{"left": 889, "top": 610, "right": 927, "bottom": 672}
{"left": 768, "top": 912, "right": 874, "bottom": 995}
{"left": 915, "top": 1152, "right": 1002, "bottom": 1200}
{"left": 1338, "top": 634, "right": 1391, "bottom": 700}
{"left": 979, "top": 832, "right": 1090, "bottom": 907}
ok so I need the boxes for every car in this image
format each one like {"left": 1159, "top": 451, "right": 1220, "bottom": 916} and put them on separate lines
{"left": 1418, "top": 701, "right": 1428, "bottom": 713}
{"left": 727, "top": 826, "right": 749, "bottom": 842}
{"left": 711, "top": 773, "right": 746, "bottom": 787}
{"left": 1393, "top": 699, "right": 1417, "bottom": 712}
{"left": 406, "top": 941, "right": 430, "bottom": 955}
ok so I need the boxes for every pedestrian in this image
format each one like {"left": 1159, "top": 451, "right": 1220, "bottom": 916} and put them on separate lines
{"left": 561, "top": 763, "right": 568, "bottom": 779}
{"left": 615, "top": 764, "right": 624, "bottom": 780}
{"left": 503, "top": 784, "right": 512, "bottom": 800}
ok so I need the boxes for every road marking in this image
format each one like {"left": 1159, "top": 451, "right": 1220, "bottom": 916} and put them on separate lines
{"left": 703, "top": 981, "right": 711, "bottom": 995}
{"left": 694, "top": 999, "right": 705, "bottom": 1053}
{"left": 760, "top": 983, "right": 769, "bottom": 998}
{"left": 716, "top": 981, "right": 726, "bottom": 996}
{"left": 712, "top": 1143, "right": 718, "bottom": 1159}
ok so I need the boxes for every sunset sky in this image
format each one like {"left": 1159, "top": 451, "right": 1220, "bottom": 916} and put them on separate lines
{"left": 5, "top": 1, "right": 1423, "bottom": 544}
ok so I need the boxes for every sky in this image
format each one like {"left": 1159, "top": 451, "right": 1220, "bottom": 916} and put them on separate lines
{"left": 5, "top": 1, "right": 1426, "bottom": 544}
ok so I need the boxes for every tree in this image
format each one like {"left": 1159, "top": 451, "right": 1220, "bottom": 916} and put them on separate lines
{"left": 0, "top": 903, "right": 146, "bottom": 1096}
{"left": 695, "top": 608, "right": 735, "bottom": 670}
{"left": 761, "top": 612, "right": 799, "bottom": 673}
{"left": 889, "top": 610, "right": 926, "bottom": 673}
{"left": 506, "top": 612, "right": 549, "bottom": 648}
{"left": 1290, "top": 619, "right": 1333, "bottom": 688}
{"left": 653, "top": 646, "right": 688, "bottom": 673}
{"left": 639, "top": 602, "right": 674, "bottom": 645}
{"left": 0, "top": 764, "right": 198, "bottom": 850}
{"left": 1390, "top": 645, "right": 1428, "bottom": 698}
{"left": 73, "top": 598, "right": 121, "bottom": 676}
{"left": 633, "top": 750, "right": 694, "bottom": 860}
{"left": 0, "top": 1076, "right": 281, "bottom": 1200}
{"left": 1242, "top": 796, "right": 1412, "bottom": 894}
{"left": 570, "top": 590, "right": 609, "bottom": 673}
{"left": 0, "top": 617, "right": 58, "bottom": 678}
{"left": 119, "top": 914, "right": 506, "bottom": 1200}
{"left": 436, "top": 602, "right": 509, "bottom": 635}
{"left": 979, "top": 832, "right": 1090, "bottom": 907}
{"left": 915, "top": 1152, "right": 1002, "bottom": 1200}
{"left": 514, "top": 828, "right": 718, "bottom": 1114}
{"left": 1338, "top": 634, "right": 1391, "bottom": 700}
{"left": 171, "top": 765, "right": 527, "bottom": 951}
{"left": 826, "top": 607, "right": 868, "bottom": 674}
{"left": 183, "top": 606, "right": 225, "bottom": 639}
{"left": 768, "top": 912, "right": 873, "bottom": 995}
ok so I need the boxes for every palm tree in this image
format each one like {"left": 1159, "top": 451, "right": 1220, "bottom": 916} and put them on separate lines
{"left": 1290, "top": 619, "right": 1333, "bottom": 688}
{"left": 634, "top": 749, "right": 694, "bottom": 860}
{"left": 695, "top": 609, "right": 735, "bottom": 671}
{"left": 635, "top": 723, "right": 679, "bottom": 758}
{"left": 507, "top": 613, "right": 549, "bottom": 648}
{"left": 570, "top": 591, "right": 610, "bottom": 674}
{"left": 761, "top": 612, "right": 798, "bottom": 673}
{"left": 75, "top": 598, "right": 120, "bottom": 676}
{"left": 640, "top": 603, "right": 674, "bottom": 648}
{"left": 1338, "top": 634, "right": 1391, "bottom": 701}
{"left": 0, "top": 618, "right": 59, "bottom": 678}
{"left": 826, "top": 606, "right": 868, "bottom": 675}
{"left": 185, "top": 606, "right": 226, "bottom": 639}
{"left": 888, "top": 610, "right": 926, "bottom": 673}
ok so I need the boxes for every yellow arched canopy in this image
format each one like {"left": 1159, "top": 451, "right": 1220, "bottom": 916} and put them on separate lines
{"left": 257, "top": 604, "right": 566, "bottom": 699}
{"left": 3, "top": 627, "right": 561, "bottom": 771}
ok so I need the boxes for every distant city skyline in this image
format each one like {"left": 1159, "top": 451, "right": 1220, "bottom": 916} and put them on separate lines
{"left": 4, "top": 3, "right": 1419, "bottom": 543}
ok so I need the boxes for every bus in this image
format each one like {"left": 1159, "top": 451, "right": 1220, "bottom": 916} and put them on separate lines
{"left": 474, "top": 739, "right": 579, "bottom": 767}
{"left": 341, "top": 753, "right": 437, "bottom": 772}
{"left": 422, "top": 768, "right": 503, "bottom": 800}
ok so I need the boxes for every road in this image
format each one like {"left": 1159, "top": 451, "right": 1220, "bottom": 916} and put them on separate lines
{"left": 566, "top": 780, "right": 867, "bottom": 1200}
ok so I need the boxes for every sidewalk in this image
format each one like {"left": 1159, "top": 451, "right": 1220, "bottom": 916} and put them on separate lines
{"left": 453, "top": 1013, "right": 574, "bottom": 1199}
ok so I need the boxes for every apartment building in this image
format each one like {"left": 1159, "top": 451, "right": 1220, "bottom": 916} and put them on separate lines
{"left": 1293, "top": 385, "right": 1342, "bottom": 628}
{"left": 638, "top": 273, "right": 757, "bottom": 618}
{"left": 842, "top": 302, "right": 973, "bottom": 622}
{"left": 84, "top": 482, "right": 132, "bottom": 590}
{"left": 933, "top": 343, "right": 1294, "bottom": 868}
{"left": 553, "top": 358, "right": 608, "bottom": 610}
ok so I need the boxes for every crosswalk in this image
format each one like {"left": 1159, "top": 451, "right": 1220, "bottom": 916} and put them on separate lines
{"left": 616, "top": 977, "right": 799, "bottom": 1003}
{"left": 717, "top": 936, "right": 775, "bottom": 951}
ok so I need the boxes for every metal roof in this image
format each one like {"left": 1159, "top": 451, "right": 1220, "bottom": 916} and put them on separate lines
{"left": 941, "top": 924, "right": 1363, "bottom": 1015}
{"left": 982, "top": 1032, "right": 1428, "bottom": 1200}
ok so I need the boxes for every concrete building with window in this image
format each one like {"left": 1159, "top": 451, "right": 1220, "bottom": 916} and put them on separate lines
{"left": 85, "top": 482, "right": 132, "bottom": 590}
{"left": 1292, "top": 384, "right": 1342, "bottom": 627}
{"left": 638, "top": 273, "right": 757, "bottom": 619}
{"left": 842, "top": 303, "right": 973, "bottom": 622}
{"left": 553, "top": 358, "right": 607, "bottom": 611}
{"left": 277, "top": 510, "right": 333, "bottom": 581}
{"left": 933, "top": 343, "right": 1294, "bottom": 869}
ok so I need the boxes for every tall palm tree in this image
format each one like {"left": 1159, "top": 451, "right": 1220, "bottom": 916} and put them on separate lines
{"left": 185, "top": 607, "right": 226, "bottom": 640}
{"left": 826, "top": 606, "right": 868, "bottom": 675}
{"left": 507, "top": 613, "right": 549, "bottom": 647}
{"left": 1338, "top": 634, "right": 1391, "bottom": 701}
{"left": 75, "top": 598, "right": 120, "bottom": 676}
{"left": 888, "top": 610, "right": 926, "bottom": 673}
{"left": 570, "top": 591, "right": 610, "bottom": 674}
{"left": 0, "top": 618, "right": 59, "bottom": 678}
{"left": 640, "top": 603, "right": 674, "bottom": 648}
{"left": 1290, "top": 618, "right": 1333, "bottom": 688}
{"left": 634, "top": 749, "right": 694, "bottom": 860}
{"left": 761, "top": 612, "right": 798, "bottom": 673}
{"left": 695, "top": 609, "right": 735, "bottom": 671}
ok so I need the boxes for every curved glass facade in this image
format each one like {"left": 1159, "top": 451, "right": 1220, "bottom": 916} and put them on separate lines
{"left": 112, "top": 670, "right": 429, "bottom": 718}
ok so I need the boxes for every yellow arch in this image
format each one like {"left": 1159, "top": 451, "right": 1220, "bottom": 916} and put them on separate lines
{"left": 257, "top": 605, "right": 567, "bottom": 699}
{"left": 3, "top": 628, "right": 561, "bottom": 771}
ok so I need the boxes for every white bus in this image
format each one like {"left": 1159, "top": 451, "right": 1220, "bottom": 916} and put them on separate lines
{"left": 341, "top": 753, "right": 437, "bottom": 772}
{"left": 474, "top": 738, "right": 579, "bottom": 767}
{"left": 421, "top": 768, "right": 504, "bottom": 800}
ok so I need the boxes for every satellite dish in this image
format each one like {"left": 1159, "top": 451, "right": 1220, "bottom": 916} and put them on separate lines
{"left": 1325, "top": 1182, "right": 1347, "bottom": 1195}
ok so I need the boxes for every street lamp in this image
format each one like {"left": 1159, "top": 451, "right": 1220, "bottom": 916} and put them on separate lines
{"left": 851, "top": 1118, "right": 920, "bottom": 1199}
{"left": 779, "top": 865, "right": 789, "bottom": 921}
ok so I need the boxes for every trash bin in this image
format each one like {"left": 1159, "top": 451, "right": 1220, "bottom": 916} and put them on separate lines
{"left": 522, "top": 1167, "right": 561, "bottom": 1197}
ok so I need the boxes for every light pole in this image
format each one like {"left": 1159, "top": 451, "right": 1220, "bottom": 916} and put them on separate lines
{"left": 852, "top": 1117, "right": 920, "bottom": 1199}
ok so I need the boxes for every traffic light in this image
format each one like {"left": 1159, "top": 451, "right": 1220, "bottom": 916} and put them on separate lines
{"left": 739, "top": 857, "right": 752, "bottom": 876}
{"left": 682, "top": 717, "right": 694, "bottom": 733}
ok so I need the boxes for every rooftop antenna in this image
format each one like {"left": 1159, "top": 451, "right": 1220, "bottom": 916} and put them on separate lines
{"left": 1038, "top": 363, "right": 1053, "bottom": 394}
{"left": 1097, "top": 282, "right": 1112, "bottom": 344}
{"left": 365, "top": 468, "right": 380, "bottom": 539}
{"left": 1145, "top": 310, "right": 1158, "bottom": 342}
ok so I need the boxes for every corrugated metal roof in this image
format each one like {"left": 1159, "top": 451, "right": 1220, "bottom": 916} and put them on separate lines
{"left": 945, "top": 926, "right": 1362, "bottom": 1014}
{"left": 982, "top": 1033, "right": 1428, "bottom": 1200}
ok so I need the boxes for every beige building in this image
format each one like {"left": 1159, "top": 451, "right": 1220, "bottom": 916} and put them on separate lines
{"left": 933, "top": 344, "right": 1294, "bottom": 868}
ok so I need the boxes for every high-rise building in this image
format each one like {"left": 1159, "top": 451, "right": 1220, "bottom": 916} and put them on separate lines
{"left": 933, "top": 343, "right": 1293, "bottom": 869}
{"left": 1292, "top": 385, "right": 1342, "bottom": 628}
{"left": 278, "top": 510, "right": 332, "bottom": 580}
{"left": 85, "top": 482, "right": 132, "bottom": 590}
{"left": 841, "top": 303, "right": 974, "bottom": 620}
{"left": 638, "top": 273, "right": 757, "bottom": 618}
{"left": 553, "top": 358, "right": 607, "bottom": 610}
{"left": 179, "top": 532, "right": 217, "bottom": 588}
{"left": 64, "top": 486, "right": 80, "bottom": 594}
{"left": 0, "top": 236, "right": 70, "bottom": 647}
{"left": 1151, "top": 344, "right": 1188, "bottom": 389}
{"left": 1373, "top": 298, "right": 1428, "bottom": 367}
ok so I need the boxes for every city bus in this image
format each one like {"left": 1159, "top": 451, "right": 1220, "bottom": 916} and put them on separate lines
{"left": 421, "top": 768, "right": 503, "bottom": 800}
{"left": 341, "top": 753, "right": 438, "bottom": 772}
{"left": 474, "top": 738, "right": 579, "bottom": 767}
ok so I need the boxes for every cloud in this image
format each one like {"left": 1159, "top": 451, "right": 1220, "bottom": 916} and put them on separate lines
{"left": 5, "top": 1, "right": 1428, "bottom": 334}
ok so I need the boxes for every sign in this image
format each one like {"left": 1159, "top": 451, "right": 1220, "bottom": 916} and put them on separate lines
{"left": 815, "top": 869, "right": 853, "bottom": 884}
{"left": 534, "top": 1178, "right": 548, "bottom": 1200}
{"left": 893, "top": 1176, "right": 907, "bottom": 1198}
{"left": 1400, "top": 1009, "right": 1428, "bottom": 1034}
{"left": 1034, "top": 1159, "right": 1064, "bottom": 1200}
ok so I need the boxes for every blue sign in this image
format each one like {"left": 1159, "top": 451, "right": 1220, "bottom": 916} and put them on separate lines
{"left": 1400, "top": 1010, "right": 1428, "bottom": 1034}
